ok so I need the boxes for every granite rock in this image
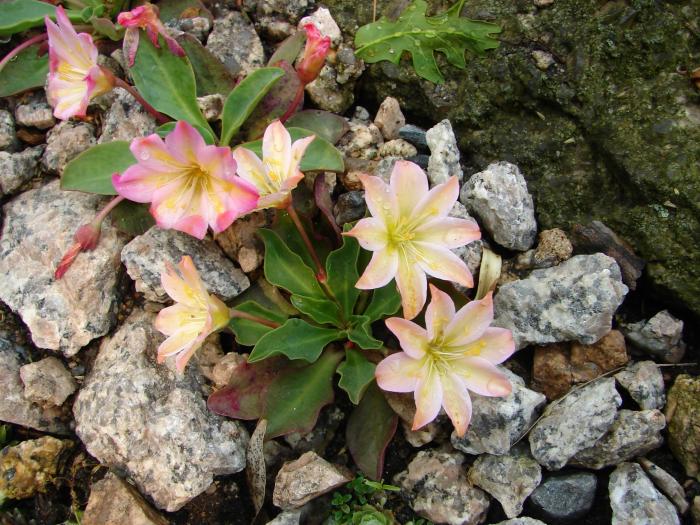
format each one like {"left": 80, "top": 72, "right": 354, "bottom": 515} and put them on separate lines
{"left": 426, "top": 119, "right": 462, "bottom": 185}
{"left": 20, "top": 356, "right": 76, "bottom": 407}
{"left": 299, "top": 8, "right": 342, "bottom": 47}
{"left": 0, "top": 145, "right": 44, "bottom": 196}
{"left": 98, "top": 87, "right": 156, "bottom": 144}
{"left": 0, "top": 109, "right": 17, "bottom": 151}
{"left": 622, "top": 310, "right": 686, "bottom": 363}
{"left": 609, "top": 462, "right": 679, "bottom": 525}
{"left": 665, "top": 374, "right": 700, "bottom": 480}
{"left": 373, "top": 97, "right": 405, "bottom": 140}
{"left": 14, "top": 93, "right": 55, "bottom": 130}
{"left": 214, "top": 210, "right": 271, "bottom": 273}
{"left": 638, "top": 458, "right": 689, "bottom": 515}
{"left": 615, "top": 361, "right": 666, "bottom": 410}
{"left": 206, "top": 11, "right": 265, "bottom": 77}
{"left": 82, "top": 473, "right": 168, "bottom": 525}
{"left": 42, "top": 120, "right": 96, "bottom": 174}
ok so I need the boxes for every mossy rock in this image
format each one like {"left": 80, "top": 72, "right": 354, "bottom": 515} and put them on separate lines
{"left": 666, "top": 374, "right": 700, "bottom": 480}
{"left": 328, "top": 0, "right": 700, "bottom": 315}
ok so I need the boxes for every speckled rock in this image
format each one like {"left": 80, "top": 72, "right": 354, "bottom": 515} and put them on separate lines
{"left": 98, "top": 87, "right": 156, "bottom": 143}
{"left": 622, "top": 310, "right": 686, "bottom": 363}
{"left": 378, "top": 138, "right": 417, "bottom": 158}
{"left": 0, "top": 146, "right": 44, "bottom": 196}
{"left": 272, "top": 451, "right": 352, "bottom": 510}
{"left": 20, "top": 356, "right": 76, "bottom": 407}
{"left": 452, "top": 368, "right": 546, "bottom": 456}
{"left": 0, "top": 338, "right": 70, "bottom": 434}
{"left": 0, "top": 436, "right": 72, "bottom": 499}
{"left": 265, "top": 510, "right": 302, "bottom": 525}
{"left": 494, "top": 254, "right": 628, "bottom": 350}
{"left": 305, "top": 62, "right": 354, "bottom": 114}
{"left": 468, "top": 446, "right": 542, "bottom": 518}
{"left": 449, "top": 201, "right": 484, "bottom": 277}
{"left": 395, "top": 450, "right": 490, "bottom": 525}
{"left": 373, "top": 97, "right": 405, "bottom": 140}
{"left": 334, "top": 190, "right": 366, "bottom": 225}
{"left": 529, "top": 378, "right": 621, "bottom": 470}
{"left": 512, "top": 229, "right": 573, "bottom": 270}
{"left": 426, "top": 119, "right": 462, "bottom": 185}
{"left": 206, "top": 11, "right": 265, "bottom": 77}
{"left": 214, "top": 210, "right": 271, "bottom": 273}
{"left": 460, "top": 161, "right": 536, "bottom": 251}
{"left": 571, "top": 409, "right": 665, "bottom": 469}
{"left": 82, "top": 473, "right": 168, "bottom": 525}
{"left": 528, "top": 471, "right": 597, "bottom": 523}
{"left": 197, "top": 94, "right": 225, "bottom": 122}
{"left": 42, "top": 120, "right": 96, "bottom": 174}
{"left": 299, "top": 8, "right": 342, "bottom": 46}
{"left": 73, "top": 309, "right": 249, "bottom": 511}
{"left": 14, "top": 93, "right": 55, "bottom": 130}
{"left": 121, "top": 227, "right": 249, "bottom": 303}
{"left": 638, "top": 458, "right": 689, "bottom": 515}
{"left": 609, "top": 462, "right": 680, "bottom": 525}
{"left": 0, "top": 109, "right": 17, "bottom": 151}
{"left": 665, "top": 374, "right": 700, "bottom": 480}
{"left": 338, "top": 120, "right": 383, "bottom": 160}
{"left": 384, "top": 392, "right": 441, "bottom": 447}
{"left": 615, "top": 361, "right": 666, "bottom": 410}
{"left": 0, "top": 180, "right": 124, "bottom": 355}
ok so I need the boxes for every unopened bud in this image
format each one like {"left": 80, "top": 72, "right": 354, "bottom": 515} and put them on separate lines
{"left": 296, "top": 23, "right": 331, "bottom": 85}
{"left": 54, "top": 222, "right": 101, "bottom": 279}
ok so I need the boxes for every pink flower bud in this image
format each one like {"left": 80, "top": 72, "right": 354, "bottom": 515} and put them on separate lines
{"left": 296, "top": 23, "right": 331, "bottom": 85}
{"left": 54, "top": 222, "right": 101, "bottom": 279}
{"left": 117, "top": 3, "right": 185, "bottom": 67}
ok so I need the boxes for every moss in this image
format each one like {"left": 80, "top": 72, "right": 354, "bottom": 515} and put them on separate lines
{"left": 666, "top": 375, "right": 700, "bottom": 480}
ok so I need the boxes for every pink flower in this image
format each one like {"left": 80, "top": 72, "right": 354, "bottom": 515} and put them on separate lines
{"left": 117, "top": 3, "right": 185, "bottom": 67}
{"left": 376, "top": 285, "right": 515, "bottom": 436}
{"left": 112, "top": 121, "right": 259, "bottom": 239}
{"left": 296, "top": 23, "right": 331, "bottom": 85}
{"left": 155, "top": 256, "right": 230, "bottom": 373}
{"left": 232, "top": 120, "right": 314, "bottom": 210}
{"left": 45, "top": 6, "right": 114, "bottom": 120}
{"left": 345, "top": 161, "right": 480, "bottom": 320}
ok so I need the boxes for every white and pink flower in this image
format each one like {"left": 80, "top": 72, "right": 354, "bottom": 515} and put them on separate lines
{"left": 117, "top": 3, "right": 185, "bottom": 66}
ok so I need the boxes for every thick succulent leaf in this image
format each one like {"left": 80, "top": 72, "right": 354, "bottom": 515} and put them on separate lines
{"left": 286, "top": 110, "right": 350, "bottom": 144}
{"left": 61, "top": 141, "right": 134, "bottom": 195}
{"left": 354, "top": 0, "right": 501, "bottom": 83}
{"left": 0, "top": 44, "right": 48, "bottom": 97}
{"left": 229, "top": 301, "right": 289, "bottom": 346}
{"left": 264, "top": 348, "right": 343, "bottom": 438}
{"left": 325, "top": 234, "right": 361, "bottom": 318}
{"left": 0, "top": 1, "right": 83, "bottom": 36}
{"left": 289, "top": 295, "right": 343, "bottom": 326}
{"left": 362, "top": 284, "right": 402, "bottom": 322}
{"left": 268, "top": 30, "right": 305, "bottom": 67}
{"left": 346, "top": 382, "right": 398, "bottom": 480}
{"left": 177, "top": 33, "right": 236, "bottom": 97}
{"left": 346, "top": 315, "right": 383, "bottom": 350}
{"left": 272, "top": 212, "right": 331, "bottom": 270}
{"left": 338, "top": 349, "right": 377, "bottom": 405}
{"left": 248, "top": 318, "right": 343, "bottom": 363}
{"left": 109, "top": 200, "right": 155, "bottom": 235}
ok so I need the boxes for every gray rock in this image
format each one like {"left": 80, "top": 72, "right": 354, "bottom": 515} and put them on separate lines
{"left": 529, "top": 378, "right": 621, "bottom": 470}
{"left": 256, "top": 0, "right": 310, "bottom": 24}
{"left": 0, "top": 180, "right": 124, "bottom": 355}
{"left": 449, "top": 201, "right": 483, "bottom": 277}
{"left": 638, "top": 458, "right": 689, "bottom": 515}
{"left": 306, "top": 64, "right": 354, "bottom": 114}
{"left": 82, "top": 472, "right": 168, "bottom": 525}
{"left": 214, "top": 210, "right": 271, "bottom": 274}
{"left": 374, "top": 97, "right": 405, "bottom": 140}
{"left": 372, "top": 156, "right": 398, "bottom": 183}
{"left": 98, "top": 87, "right": 156, "bottom": 144}
{"left": 0, "top": 338, "right": 70, "bottom": 434}
{"left": 615, "top": 361, "right": 666, "bottom": 410}
{"left": 452, "top": 368, "right": 546, "bottom": 456}
{"left": 272, "top": 451, "right": 351, "bottom": 510}
{"left": 494, "top": 254, "right": 628, "bottom": 349}
{"left": 168, "top": 16, "right": 211, "bottom": 43}
{"left": 121, "top": 227, "right": 249, "bottom": 303}
{"left": 622, "top": 310, "right": 686, "bottom": 363}
{"left": 206, "top": 11, "right": 265, "bottom": 77}
{"left": 74, "top": 309, "right": 248, "bottom": 512}
{"left": 528, "top": 471, "right": 597, "bottom": 522}
{"left": 197, "top": 94, "right": 225, "bottom": 122}
{"left": 0, "top": 109, "right": 17, "bottom": 151}
{"left": 609, "top": 462, "right": 680, "bottom": 525}
{"left": 395, "top": 450, "right": 490, "bottom": 525}
{"left": 333, "top": 190, "right": 366, "bottom": 225}
{"left": 266, "top": 510, "right": 302, "bottom": 525}
{"left": 0, "top": 146, "right": 44, "bottom": 196}
{"left": 491, "top": 519, "right": 547, "bottom": 525}
{"left": 461, "top": 161, "right": 536, "bottom": 251}
{"left": 399, "top": 124, "right": 428, "bottom": 150}
{"left": 20, "top": 356, "right": 76, "bottom": 407}
{"left": 512, "top": 228, "right": 573, "bottom": 271}
{"left": 334, "top": 44, "right": 365, "bottom": 86}
{"left": 468, "top": 447, "right": 541, "bottom": 518}
{"left": 426, "top": 119, "right": 462, "bottom": 185}
{"left": 42, "top": 120, "right": 96, "bottom": 174}
{"left": 664, "top": 374, "right": 700, "bottom": 480}
{"left": 14, "top": 93, "right": 55, "bottom": 130}
{"left": 571, "top": 409, "right": 666, "bottom": 469}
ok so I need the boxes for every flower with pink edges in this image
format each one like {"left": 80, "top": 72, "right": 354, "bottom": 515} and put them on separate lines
{"left": 232, "top": 120, "right": 314, "bottom": 210}
{"left": 45, "top": 6, "right": 114, "bottom": 120}
{"left": 376, "top": 285, "right": 515, "bottom": 436}
{"left": 344, "top": 161, "right": 480, "bottom": 320}
{"left": 296, "top": 23, "right": 331, "bottom": 85}
{"left": 112, "top": 121, "right": 259, "bottom": 239}
{"left": 155, "top": 256, "right": 230, "bottom": 373}
{"left": 117, "top": 3, "right": 185, "bottom": 66}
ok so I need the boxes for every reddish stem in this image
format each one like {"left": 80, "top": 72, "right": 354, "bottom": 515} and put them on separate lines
{"left": 0, "top": 33, "right": 48, "bottom": 73}
{"left": 279, "top": 82, "right": 305, "bottom": 124}
{"left": 229, "top": 308, "right": 281, "bottom": 329}
{"left": 286, "top": 203, "right": 326, "bottom": 281}
{"left": 111, "top": 74, "right": 170, "bottom": 124}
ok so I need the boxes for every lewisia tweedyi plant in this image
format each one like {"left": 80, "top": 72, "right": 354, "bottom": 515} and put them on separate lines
{"left": 1, "top": 0, "right": 510, "bottom": 481}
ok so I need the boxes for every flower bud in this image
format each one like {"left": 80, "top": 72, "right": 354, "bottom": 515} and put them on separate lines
{"left": 54, "top": 222, "right": 101, "bottom": 279}
{"left": 296, "top": 23, "right": 331, "bottom": 85}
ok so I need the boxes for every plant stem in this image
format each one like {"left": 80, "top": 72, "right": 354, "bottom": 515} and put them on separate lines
{"left": 279, "top": 82, "right": 304, "bottom": 124}
{"left": 95, "top": 195, "right": 125, "bottom": 224}
{"left": 229, "top": 308, "right": 281, "bottom": 329}
{"left": 286, "top": 203, "right": 326, "bottom": 281}
{"left": 111, "top": 74, "right": 170, "bottom": 124}
{"left": 0, "top": 33, "right": 48, "bottom": 73}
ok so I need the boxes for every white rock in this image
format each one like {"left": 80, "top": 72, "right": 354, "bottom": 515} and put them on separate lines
{"left": 20, "top": 356, "right": 76, "bottom": 407}
{"left": 98, "top": 87, "right": 156, "bottom": 144}
{"left": 206, "top": 11, "right": 265, "bottom": 77}
{"left": 298, "top": 8, "right": 342, "bottom": 47}
{"left": 426, "top": 119, "right": 462, "bottom": 185}
{"left": 609, "top": 462, "right": 679, "bottom": 525}
{"left": 615, "top": 361, "right": 666, "bottom": 410}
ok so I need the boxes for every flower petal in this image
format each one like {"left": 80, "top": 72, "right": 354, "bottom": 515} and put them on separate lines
{"left": 156, "top": 327, "right": 199, "bottom": 361}
{"left": 390, "top": 160, "right": 429, "bottom": 217}
{"left": 356, "top": 248, "right": 399, "bottom": 289}
{"left": 112, "top": 164, "right": 174, "bottom": 203}
{"left": 413, "top": 176, "right": 460, "bottom": 222}
{"left": 154, "top": 303, "right": 205, "bottom": 336}
{"left": 454, "top": 357, "right": 512, "bottom": 397}
{"left": 425, "top": 284, "right": 455, "bottom": 340}
{"left": 160, "top": 259, "right": 200, "bottom": 307}
{"left": 412, "top": 367, "right": 443, "bottom": 431}
{"left": 443, "top": 292, "right": 494, "bottom": 346}
{"left": 262, "top": 120, "right": 292, "bottom": 186}
{"left": 413, "top": 242, "right": 473, "bottom": 289}
{"left": 358, "top": 174, "right": 398, "bottom": 226}
{"left": 395, "top": 259, "right": 427, "bottom": 320}
{"left": 289, "top": 134, "right": 314, "bottom": 180}
{"left": 165, "top": 121, "right": 207, "bottom": 164}
{"left": 344, "top": 217, "right": 388, "bottom": 250}
{"left": 459, "top": 327, "right": 515, "bottom": 364}
{"left": 414, "top": 217, "right": 481, "bottom": 248}
{"left": 233, "top": 147, "right": 273, "bottom": 194}
{"left": 385, "top": 317, "right": 428, "bottom": 359}
{"left": 441, "top": 373, "right": 473, "bottom": 437}
{"left": 375, "top": 352, "right": 425, "bottom": 393}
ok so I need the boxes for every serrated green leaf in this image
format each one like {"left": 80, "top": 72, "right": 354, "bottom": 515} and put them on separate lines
{"left": 0, "top": 1, "right": 82, "bottom": 37}
{"left": 61, "top": 141, "right": 135, "bottom": 195}
{"left": 0, "top": 44, "right": 48, "bottom": 97}
{"left": 354, "top": 0, "right": 501, "bottom": 84}
{"left": 248, "top": 318, "right": 343, "bottom": 363}
{"left": 109, "top": 200, "right": 155, "bottom": 235}
{"left": 178, "top": 33, "right": 236, "bottom": 97}
{"left": 347, "top": 315, "right": 383, "bottom": 350}
{"left": 130, "top": 33, "right": 211, "bottom": 131}
{"left": 272, "top": 211, "right": 331, "bottom": 270}
{"left": 156, "top": 121, "right": 216, "bottom": 145}
{"left": 326, "top": 233, "right": 361, "bottom": 318}
{"left": 220, "top": 67, "right": 285, "bottom": 145}
{"left": 286, "top": 110, "right": 350, "bottom": 144}
{"left": 338, "top": 349, "right": 376, "bottom": 405}
{"left": 362, "top": 284, "right": 402, "bottom": 322}
{"left": 290, "top": 295, "right": 342, "bottom": 326}
{"left": 229, "top": 301, "right": 289, "bottom": 346}
{"left": 264, "top": 348, "right": 343, "bottom": 438}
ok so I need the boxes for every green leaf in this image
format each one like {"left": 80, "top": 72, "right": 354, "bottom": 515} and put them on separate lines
{"left": 61, "top": 141, "right": 135, "bottom": 195}
{"left": 90, "top": 17, "right": 123, "bottom": 41}
{"left": 362, "top": 284, "right": 402, "bottom": 322}
{"left": 258, "top": 228, "right": 325, "bottom": 299}
{"left": 229, "top": 301, "right": 288, "bottom": 346}
{"left": 346, "top": 315, "right": 383, "bottom": 350}
{"left": 0, "top": 1, "right": 82, "bottom": 37}
{"left": 157, "top": 0, "right": 212, "bottom": 24}
{"left": 248, "top": 318, "right": 343, "bottom": 363}
{"left": 289, "top": 294, "right": 342, "bottom": 326}
{"left": 286, "top": 110, "right": 350, "bottom": 144}
{"left": 268, "top": 30, "right": 306, "bottom": 67}
{"left": 156, "top": 122, "right": 217, "bottom": 145}
{"left": 221, "top": 67, "right": 285, "bottom": 145}
{"left": 239, "top": 127, "right": 344, "bottom": 173}
{"left": 130, "top": 33, "right": 211, "bottom": 131}
{"left": 0, "top": 44, "right": 48, "bottom": 97}
{"left": 326, "top": 235, "right": 360, "bottom": 318}
{"left": 338, "top": 349, "right": 376, "bottom": 404}
{"left": 178, "top": 34, "right": 236, "bottom": 97}
{"left": 110, "top": 201, "right": 155, "bottom": 235}
{"left": 272, "top": 211, "right": 330, "bottom": 271}
{"left": 264, "top": 348, "right": 344, "bottom": 438}
{"left": 354, "top": 0, "right": 501, "bottom": 84}
{"left": 346, "top": 383, "right": 398, "bottom": 480}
